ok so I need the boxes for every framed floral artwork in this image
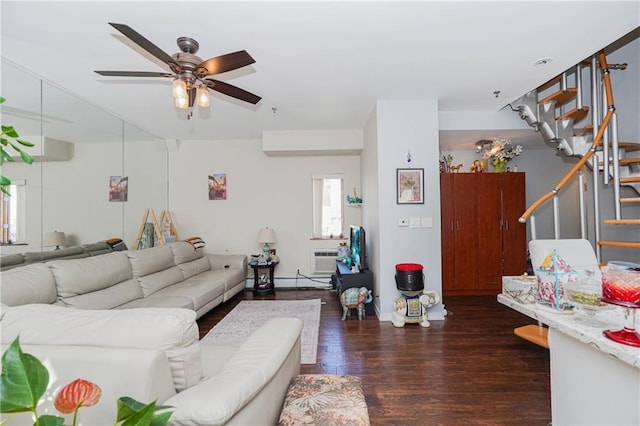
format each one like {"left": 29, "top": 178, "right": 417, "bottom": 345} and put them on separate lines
{"left": 396, "top": 168, "right": 424, "bottom": 204}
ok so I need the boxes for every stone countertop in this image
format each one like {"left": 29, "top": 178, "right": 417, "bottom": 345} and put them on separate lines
{"left": 498, "top": 293, "right": 640, "bottom": 369}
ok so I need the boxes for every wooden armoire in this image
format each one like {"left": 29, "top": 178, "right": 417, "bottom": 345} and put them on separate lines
{"left": 440, "top": 172, "right": 527, "bottom": 296}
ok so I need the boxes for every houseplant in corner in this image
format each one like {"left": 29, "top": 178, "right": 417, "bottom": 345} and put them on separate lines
{"left": 1, "top": 96, "right": 35, "bottom": 195}
{"left": 0, "top": 337, "right": 173, "bottom": 425}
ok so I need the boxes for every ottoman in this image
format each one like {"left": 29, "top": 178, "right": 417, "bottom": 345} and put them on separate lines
{"left": 278, "top": 374, "right": 370, "bottom": 426}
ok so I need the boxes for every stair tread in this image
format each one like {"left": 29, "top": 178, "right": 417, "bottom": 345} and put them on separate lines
{"left": 557, "top": 106, "right": 589, "bottom": 123}
{"left": 514, "top": 325, "right": 549, "bottom": 349}
{"left": 574, "top": 125, "right": 593, "bottom": 136}
{"left": 598, "top": 241, "right": 640, "bottom": 249}
{"left": 598, "top": 157, "right": 640, "bottom": 166}
{"left": 538, "top": 88, "right": 577, "bottom": 107}
{"left": 604, "top": 219, "right": 640, "bottom": 225}
{"left": 620, "top": 176, "right": 640, "bottom": 183}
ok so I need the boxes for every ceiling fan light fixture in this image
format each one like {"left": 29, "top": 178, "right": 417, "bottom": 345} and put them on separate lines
{"left": 175, "top": 94, "right": 188, "bottom": 109}
{"left": 196, "top": 85, "right": 210, "bottom": 108}
{"left": 172, "top": 78, "right": 187, "bottom": 98}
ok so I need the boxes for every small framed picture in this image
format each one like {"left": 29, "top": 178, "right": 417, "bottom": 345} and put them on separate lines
{"left": 208, "top": 173, "right": 227, "bottom": 200}
{"left": 396, "top": 168, "right": 424, "bottom": 204}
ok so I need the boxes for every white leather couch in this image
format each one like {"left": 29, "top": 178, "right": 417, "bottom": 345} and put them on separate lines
{"left": 0, "top": 305, "right": 303, "bottom": 425}
{"left": 0, "top": 242, "right": 247, "bottom": 318}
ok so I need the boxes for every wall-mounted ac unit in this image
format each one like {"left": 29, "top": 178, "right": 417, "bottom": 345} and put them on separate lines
{"left": 311, "top": 249, "right": 338, "bottom": 274}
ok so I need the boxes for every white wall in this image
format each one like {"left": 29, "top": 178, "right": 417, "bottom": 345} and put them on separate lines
{"left": 372, "top": 100, "right": 445, "bottom": 321}
{"left": 167, "top": 138, "right": 362, "bottom": 282}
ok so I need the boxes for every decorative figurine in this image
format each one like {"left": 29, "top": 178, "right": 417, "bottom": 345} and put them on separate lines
{"left": 471, "top": 159, "right": 484, "bottom": 173}
{"left": 340, "top": 287, "right": 373, "bottom": 320}
{"left": 391, "top": 290, "right": 441, "bottom": 328}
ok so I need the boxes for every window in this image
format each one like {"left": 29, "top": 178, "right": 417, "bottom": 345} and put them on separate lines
{"left": 1, "top": 180, "right": 25, "bottom": 244}
{"left": 312, "top": 174, "right": 344, "bottom": 238}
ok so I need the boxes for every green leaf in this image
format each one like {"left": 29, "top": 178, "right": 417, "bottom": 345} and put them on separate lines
{"left": 17, "top": 139, "right": 34, "bottom": 148}
{"left": 35, "top": 414, "right": 65, "bottom": 426}
{"left": 0, "top": 96, "right": 5, "bottom": 104}
{"left": 0, "top": 337, "right": 50, "bottom": 413}
{"left": 149, "top": 411, "right": 173, "bottom": 426}
{"left": 120, "top": 401, "right": 156, "bottom": 426}
{"left": 0, "top": 176, "right": 11, "bottom": 186}
{"left": 20, "top": 151, "right": 34, "bottom": 165}
{"left": 1, "top": 126, "right": 19, "bottom": 138}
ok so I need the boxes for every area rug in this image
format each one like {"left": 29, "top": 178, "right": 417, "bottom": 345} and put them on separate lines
{"left": 200, "top": 299, "right": 321, "bottom": 364}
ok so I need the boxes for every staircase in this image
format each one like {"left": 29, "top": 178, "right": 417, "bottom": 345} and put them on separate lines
{"left": 509, "top": 51, "right": 640, "bottom": 262}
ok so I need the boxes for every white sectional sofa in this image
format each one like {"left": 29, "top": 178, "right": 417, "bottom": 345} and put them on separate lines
{"left": 1, "top": 241, "right": 247, "bottom": 317}
{"left": 1, "top": 305, "right": 303, "bottom": 425}
{"left": 0, "top": 242, "right": 305, "bottom": 425}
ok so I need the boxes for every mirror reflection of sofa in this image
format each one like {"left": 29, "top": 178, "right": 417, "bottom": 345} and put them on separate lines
{"left": 0, "top": 238, "right": 127, "bottom": 271}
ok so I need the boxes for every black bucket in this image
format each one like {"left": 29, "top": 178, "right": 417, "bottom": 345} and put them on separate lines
{"left": 395, "top": 263, "right": 424, "bottom": 292}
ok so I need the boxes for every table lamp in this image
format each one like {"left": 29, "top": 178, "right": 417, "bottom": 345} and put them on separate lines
{"left": 257, "top": 227, "right": 276, "bottom": 262}
{"left": 44, "top": 231, "right": 67, "bottom": 250}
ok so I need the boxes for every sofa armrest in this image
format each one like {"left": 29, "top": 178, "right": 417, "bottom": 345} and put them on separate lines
{"left": 166, "top": 317, "right": 302, "bottom": 426}
{"left": 205, "top": 254, "right": 247, "bottom": 271}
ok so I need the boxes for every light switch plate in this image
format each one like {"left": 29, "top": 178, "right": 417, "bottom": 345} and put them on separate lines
{"left": 409, "top": 217, "right": 421, "bottom": 228}
{"left": 421, "top": 217, "right": 433, "bottom": 228}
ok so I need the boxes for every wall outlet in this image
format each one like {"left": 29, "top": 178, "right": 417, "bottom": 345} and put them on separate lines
{"left": 398, "top": 218, "right": 409, "bottom": 227}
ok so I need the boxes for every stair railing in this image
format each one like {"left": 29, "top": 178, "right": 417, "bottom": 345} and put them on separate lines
{"left": 518, "top": 52, "right": 615, "bottom": 243}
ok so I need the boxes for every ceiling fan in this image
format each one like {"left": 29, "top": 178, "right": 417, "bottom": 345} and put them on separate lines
{"left": 95, "top": 23, "right": 261, "bottom": 118}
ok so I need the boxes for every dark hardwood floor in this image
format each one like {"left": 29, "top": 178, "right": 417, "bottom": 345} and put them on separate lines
{"left": 197, "top": 289, "right": 551, "bottom": 425}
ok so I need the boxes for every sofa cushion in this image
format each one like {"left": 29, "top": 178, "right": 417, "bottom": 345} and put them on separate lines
{"left": 152, "top": 277, "right": 225, "bottom": 311}
{"left": 178, "top": 257, "right": 211, "bottom": 279}
{"left": 137, "top": 266, "right": 185, "bottom": 297}
{"left": 126, "top": 245, "right": 175, "bottom": 277}
{"left": 81, "top": 241, "right": 113, "bottom": 256}
{"left": 57, "top": 279, "right": 143, "bottom": 310}
{"left": 1, "top": 263, "right": 57, "bottom": 306}
{"left": 171, "top": 241, "right": 204, "bottom": 265}
{"left": 1, "top": 304, "right": 202, "bottom": 392}
{"left": 117, "top": 294, "right": 194, "bottom": 311}
{"left": 48, "top": 251, "right": 133, "bottom": 298}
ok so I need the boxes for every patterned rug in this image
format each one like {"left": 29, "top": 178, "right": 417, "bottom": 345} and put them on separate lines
{"left": 200, "top": 299, "right": 321, "bottom": 364}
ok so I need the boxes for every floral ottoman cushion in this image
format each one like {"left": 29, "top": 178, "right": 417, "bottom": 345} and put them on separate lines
{"left": 278, "top": 374, "right": 370, "bottom": 426}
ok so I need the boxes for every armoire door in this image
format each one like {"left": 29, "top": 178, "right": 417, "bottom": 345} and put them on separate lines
{"left": 501, "top": 173, "right": 527, "bottom": 275}
{"left": 477, "top": 173, "right": 504, "bottom": 291}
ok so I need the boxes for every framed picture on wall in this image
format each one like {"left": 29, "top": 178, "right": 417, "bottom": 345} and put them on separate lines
{"left": 396, "top": 168, "right": 424, "bottom": 204}
{"left": 109, "top": 176, "right": 128, "bottom": 202}
{"left": 208, "top": 173, "right": 227, "bottom": 200}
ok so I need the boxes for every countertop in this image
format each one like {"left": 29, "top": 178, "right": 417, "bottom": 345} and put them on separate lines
{"left": 498, "top": 293, "right": 640, "bottom": 369}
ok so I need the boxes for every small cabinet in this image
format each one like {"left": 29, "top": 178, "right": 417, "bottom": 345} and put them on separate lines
{"left": 335, "top": 261, "right": 375, "bottom": 316}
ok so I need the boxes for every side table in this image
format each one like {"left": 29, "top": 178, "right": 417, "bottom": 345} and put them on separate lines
{"left": 250, "top": 261, "right": 278, "bottom": 296}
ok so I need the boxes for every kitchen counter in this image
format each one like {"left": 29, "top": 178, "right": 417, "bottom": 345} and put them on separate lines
{"left": 498, "top": 293, "right": 640, "bottom": 425}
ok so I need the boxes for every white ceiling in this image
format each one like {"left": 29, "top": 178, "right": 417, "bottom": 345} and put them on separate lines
{"left": 1, "top": 1, "right": 639, "bottom": 150}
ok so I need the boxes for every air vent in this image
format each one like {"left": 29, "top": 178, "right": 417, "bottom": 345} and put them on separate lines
{"left": 311, "top": 249, "right": 338, "bottom": 274}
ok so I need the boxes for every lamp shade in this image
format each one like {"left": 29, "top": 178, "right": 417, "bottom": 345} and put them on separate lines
{"left": 257, "top": 227, "right": 276, "bottom": 244}
{"left": 44, "top": 231, "right": 67, "bottom": 248}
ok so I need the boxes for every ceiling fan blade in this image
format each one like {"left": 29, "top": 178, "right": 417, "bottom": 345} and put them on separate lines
{"left": 196, "top": 50, "right": 255, "bottom": 76}
{"left": 205, "top": 79, "right": 261, "bottom": 105}
{"left": 95, "top": 71, "right": 174, "bottom": 78}
{"left": 109, "top": 22, "right": 181, "bottom": 73}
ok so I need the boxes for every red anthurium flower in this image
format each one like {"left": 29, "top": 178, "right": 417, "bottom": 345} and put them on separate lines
{"left": 54, "top": 379, "right": 102, "bottom": 413}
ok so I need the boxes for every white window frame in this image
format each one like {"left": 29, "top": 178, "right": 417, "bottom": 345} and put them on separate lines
{"left": 312, "top": 174, "right": 344, "bottom": 239}
{"left": 1, "top": 180, "right": 26, "bottom": 244}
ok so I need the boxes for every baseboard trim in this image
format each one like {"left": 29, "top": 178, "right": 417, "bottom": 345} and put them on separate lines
{"left": 245, "top": 276, "right": 333, "bottom": 290}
